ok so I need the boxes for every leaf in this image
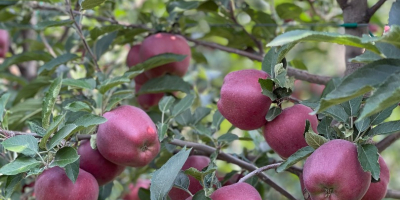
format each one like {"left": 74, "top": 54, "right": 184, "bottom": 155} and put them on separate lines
{"left": 322, "top": 105, "right": 349, "bottom": 123}
{"left": 64, "top": 101, "right": 92, "bottom": 112}
{"left": 184, "top": 167, "right": 215, "bottom": 182}
{"left": 0, "top": 72, "right": 28, "bottom": 86}
{"left": 212, "top": 110, "right": 225, "bottom": 130}
{"left": 13, "top": 76, "right": 51, "bottom": 104}
{"left": 73, "top": 114, "right": 107, "bottom": 128}
{"left": 36, "top": 20, "right": 73, "bottom": 30}
{"left": 42, "top": 77, "right": 62, "bottom": 129}
{"left": 259, "top": 78, "right": 277, "bottom": 101}
{"left": 39, "top": 114, "right": 65, "bottom": 149}
{"left": 341, "top": 96, "right": 363, "bottom": 117}
{"left": 369, "top": 104, "right": 398, "bottom": 126}
{"left": 357, "top": 144, "right": 380, "bottom": 181}
{"left": 105, "top": 94, "right": 133, "bottom": 112}
{"left": 305, "top": 131, "right": 328, "bottom": 150}
{"left": 63, "top": 78, "right": 96, "bottom": 90}
{"left": 2, "top": 135, "right": 38, "bottom": 156}
{"left": 355, "top": 117, "right": 371, "bottom": 133}
{"left": 276, "top": 146, "right": 314, "bottom": 173}
{"left": 157, "top": 122, "right": 168, "bottom": 141}
{"left": 389, "top": 1, "right": 400, "bottom": 26}
{"left": 192, "top": 107, "right": 211, "bottom": 125}
{"left": 217, "top": 133, "right": 239, "bottom": 143}
{"left": 90, "top": 25, "right": 124, "bottom": 40}
{"left": 0, "top": 157, "right": 42, "bottom": 175}
{"left": 64, "top": 158, "right": 80, "bottom": 183}
{"left": 265, "top": 107, "right": 282, "bottom": 121}
{"left": 175, "top": 109, "right": 193, "bottom": 126}
{"left": 81, "top": 0, "right": 106, "bottom": 10}
{"left": 276, "top": 3, "right": 302, "bottom": 20}
{"left": 358, "top": 71, "right": 400, "bottom": 120}
{"left": 125, "top": 53, "right": 187, "bottom": 73}
{"left": 98, "top": 76, "right": 130, "bottom": 94}
{"left": 150, "top": 148, "right": 191, "bottom": 200}
{"left": 138, "top": 188, "right": 151, "bottom": 200}
{"left": 316, "top": 59, "right": 400, "bottom": 114}
{"left": 350, "top": 42, "right": 400, "bottom": 63}
{"left": 172, "top": 171, "right": 190, "bottom": 192}
{"left": 0, "top": 93, "right": 11, "bottom": 122}
{"left": 379, "top": 25, "right": 400, "bottom": 49}
{"left": 290, "top": 59, "right": 307, "bottom": 70}
{"left": 167, "top": 0, "right": 201, "bottom": 13}
{"left": 50, "top": 147, "right": 80, "bottom": 168}
{"left": 38, "top": 53, "right": 79, "bottom": 74}
{"left": 366, "top": 120, "right": 400, "bottom": 137}
{"left": 94, "top": 31, "right": 118, "bottom": 60}
{"left": 192, "top": 190, "right": 211, "bottom": 200}
{"left": 172, "top": 94, "right": 195, "bottom": 116}
{"left": 0, "top": 51, "right": 53, "bottom": 71}
{"left": 2, "top": 174, "right": 23, "bottom": 198}
{"left": 27, "top": 121, "right": 46, "bottom": 136}
{"left": 98, "top": 182, "right": 113, "bottom": 200}
{"left": 159, "top": 96, "right": 176, "bottom": 114}
{"left": 317, "top": 116, "right": 334, "bottom": 139}
{"left": 267, "top": 30, "right": 381, "bottom": 55}
{"left": 138, "top": 75, "right": 191, "bottom": 95}
{"left": 262, "top": 44, "right": 297, "bottom": 78}
{"left": 48, "top": 124, "right": 78, "bottom": 149}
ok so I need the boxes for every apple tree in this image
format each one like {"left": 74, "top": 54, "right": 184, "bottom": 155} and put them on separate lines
{"left": 0, "top": 0, "right": 399, "bottom": 199}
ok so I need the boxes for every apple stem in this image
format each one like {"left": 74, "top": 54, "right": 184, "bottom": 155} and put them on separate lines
{"left": 237, "top": 163, "right": 282, "bottom": 183}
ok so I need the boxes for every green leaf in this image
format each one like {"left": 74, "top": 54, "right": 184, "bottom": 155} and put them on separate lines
{"left": 90, "top": 25, "right": 124, "bottom": 40}
{"left": 217, "top": 133, "right": 239, "bottom": 143}
{"left": 172, "top": 94, "right": 195, "bottom": 116}
{"left": 0, "top": 51, "right": 53, "bottom": 71}
{"left": 175, "top": 109, "right": 193, "bottom": 126}
{"left": 159, "top": 96, "right": 176, "bottom": 114}
{"left": 389, "top": 1, "right": 400, "bottom": 26}
{"left": 379, "top": 25, "right": 400, "bottom": 49}
{"left": 265, "top": 107, "right": 282, "bottom": 121}
{"left": 27, "top": 121, "right": 46, "bottom": 136}
{"left": 98, "top": 182, "right": 113, "bottom": 200}
{"left": 36, "top": 20, "right": 73, "bottom": 30}
{"left": 212, "top": 110, "right": 225, "bottom": 130}
{"left": 350, "top": 42, "right": 400, "bottom": 63}
{"left": 105, "top": 94, "right": 133, "bottom": 112}
{"left": 0, "top": 72, "right": 28, "bottom": 86}
{"left": 341, "top": 96, "right": 363, "bottom": 117}
{"left": 322, "top": 105, "right": 349, "bottom": 123}
{"left": 276, "top": 146, "right": 314, "bottom": 173}
{"left": 172, "top": 171, "right": 190, "bottom": 192}
{"left": 42, "top": 77, "right": 62, "bottom": 129}
{"left": 38, "top": 53, "right": 78, "bottom": 74}
{"left": 267, "top": 30, "right": 381, "bottom": 55}
{"left": 65, "top": 158, "right": 80, "bottom": 183}
{"left": 317, "top": 116, "right": 334, "bottom": 139}
{"left": 150, "top": 148, "right": 191, "bottom": 200}
{"left": 0, "top": 157, "right": 42, "bottom": 175}
{"left": 290, "top": 59, "right": 307, "bottom": 70}
{"left": 157, "top": 122, "right": 168, "bottom": 141}
{"left": 39, "top": 114, "right": 65, "bottom": 149}
{"left": 63, "top": 78, "right": 96, "bottom": 90}
{"left": 358, "top": 71, "right": 400, "bottom": 120}
{"left": 0, "top": 93, "right": 10, "bottom": 122}
{"left": 48, "top": 124, "right": 78, "bottom": 149}
{"left": 305, "top": 131, "right": 328, "bottom": 150}
{"left": 13, "top": 76, "right": 51, "bottom": 104}
{"left": 167, "top": 0, "right": 201, "bottom": 13}
{"left": 357, "top": 144, "right": 380, "bottom": 181}
{"left": 366, "top": 121, "right": 400, "bottom": 137}
{"left": 125, "top": 53, "right": 187, "bottom": 73}
{"left": 276, "top": 3, "right": 302, "bottom": 20}
{"left": 94, "top": 31, "right": 118, "bottom": 60}
{"left": 262, "top": 44, "right": 297, "bottom": 78}
{"left": 138, "top": 75, "right": 191, "bottom": 95}
{"left": 316, "top": 59, "right": 400, "bottom": 114}
{"left": 192, "top": 190, "right": 211, "bottom": 200}
{"left": 192, "top": 107, "right": 211, "bottom": 125}
{"left": 64, "top": 101, "right": 92, "bottom": 112}
{"left": 98, "top": 76, "right": 130, "bottom": 94}
{"left": 259, "top": 78, "right": 277, "bottom": 101}
{"left": 50, "top": 147, "right": 80, "bottom": 168}
{"left": 369, "top": 104, "right": 398, "bottom": 125}
{"left": 355, "top": 117, "right": 371, "bottom": 133}
{"left": 81, "top": 0, "right": 106, "bottom": 9}
{"left": 2, "top": 135, "right": 38, "bottom": 156}
{"left": 2, "top": 174, "right": 23, "bottom": 198}
{"left": 73, "top": 114, "right": 107, "bottom": 128}
{"left": 184, "top": 167, "right": 215, "bottom": 182}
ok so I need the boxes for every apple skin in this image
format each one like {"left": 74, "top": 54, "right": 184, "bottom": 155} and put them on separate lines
{"left": 361, "top": 155, "right": 390, "bottom": 200}
{"left": 140, "top": 33, "right": 191, "bottom": 79}
{"left": 168, "top": 155, "right": 210, "bottom": 200}
{"left": 96, "top": 105, "right": 160, "bottom": 167}
{"left": 34, "top": 167, "right": 99, "bottom": 200}
{"left": 303, "top": 139, "right": 371, "bottom": 200}
{"left": 368, "top": 24, "right": 379, "bottom": 33}
{"left": 209, "top": 182, "right": 262, "bottom": 200}
{"left": 123, "top": 179, "right": 151, "bottom": 200}
{"left": 217, "top": 69, "right": 272, "bottom": 130}
{"left": 126, "top": 44, "right": 149, "bottom": 85}
{"left": 135, "top": 84, "right": 164, "bottom": 110}
{"left": 78, "top": 140, "right": 126, "bottom": 186}
{"left": 0, "top": 29, "right": 9, "bottom": 58}
{"left": 299, "top": 173, "right": 311, "bottom": 200}
{"left": 263, "top": 104, "right": 318, "bottom": 159}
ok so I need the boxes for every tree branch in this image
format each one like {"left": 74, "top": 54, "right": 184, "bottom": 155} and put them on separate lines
{"left": 40, "top": 32, "right": 57, "bottom": 58}
{"left": 367, "top": 0, "right": 387, "bottom": 20}
{"left": 238, "top": 163, "right": 282, "bottom": 183}
{"left": 376, "top": 132, "right": 400, "bottom": 153}
{"left": 386, "top": 189, "right": 400, "bottom": 199}
{"left": 170, "top": 139, "right": 296, "bottom": 200}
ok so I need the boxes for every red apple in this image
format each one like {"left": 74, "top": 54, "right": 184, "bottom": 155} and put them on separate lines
{"left": 209, "top": 182, "right": 262, "bottom": 200}
{"left": 135, "top": 84, "right": 164, "bottom": 110}
{"left": 263, "top": 104, "right": 318, "bottom": 159}
{"left": 34, "top": 167, "right": 99, "bottom": 200}
{"left": 140, "top": 33, "right": 191, "bottom": 78}
{"left": 96, "top": 105, "right": 160, "bottom": 167}
{"left": 168, "top": 155, "right": 210, "bottom": 200}
{"left": 123, "top": 179, "right": 151, "bottom": 200}
{"left": 299, "top": 173, "right": 311, "bottom": 200}
{"left": 78, "top": 140, "right": 125, "bottom": 186}
{"left": 217, "top": 69, "right": 272, "bottom": 130}
{"left": 361, "top": 155, "right": 390, "bottom": 200}
{"left": 369, "top": 24, "right": 379, "bottom": 33}
{"left": 303, "top": 139, "right": 371, "bottom": 200}
{"left": 0, "top": 29, "right": 9, "bottom": 58}
{"left": 126, "top": 44, "right": 149, "bottom": 85}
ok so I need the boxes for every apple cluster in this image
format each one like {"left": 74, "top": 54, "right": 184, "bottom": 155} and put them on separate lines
{"left": 127, "top": 33, "right": 191, "bottom": 110}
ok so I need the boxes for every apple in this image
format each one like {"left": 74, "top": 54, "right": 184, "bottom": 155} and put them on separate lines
{"left": 135, "top": 84, "right": 164, "bottom": 110}
{"left": 140, "top": 33, "right": 191, "bottom": 79}
{"left": 126, "top": 44, "right": 149, "bottom": 85}
{"left": 368, "top": 24, "right": 379, "bottom": 33}
{"left": 217, "top": 69, "right": 272, "bottom": 130}
{"left": 263, "top": 104, "right": 318, "bottom": 159}
{"left": 168, "top": 155, "right": 210, "bottom": 200}
{"left": 78, "top": 140, "right": 126, "bottom": 186}
{"left": 123, "top": 179, "right": 151, "bottom": 200}
{"left": 34, "top": 167, "right": 99, "bottom": 200}
{"left": 96, "top": 105, "right": 160, "bottom": 167}
{"left": 299, "top": 173, "right": 311, "bottom": 200}
{"left": 0, "top": 29, "right": 9, "bottom": 58}
{"left": 361, "top": 155, "right": 390, "bottom": 200}
{"left": 209, "top": 182, "right": 262, "bottom": 200}
{"left": 303, "top": 139, "right": 371, "bottom": 200}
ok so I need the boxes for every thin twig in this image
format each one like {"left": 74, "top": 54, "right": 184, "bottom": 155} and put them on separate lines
{"left": 367, "top": 0, "right": 387, "bottom": 20}
{"left": 170, "top": 139, "right": 296, "bottom": 200}
{"left": 386, "top": 189, "right": 400, "bottom": 199}
{"left": 376, "top": 132, "right": 400, "bottom": 153}
{"left": 39, "top": 32, "right": 57, "bottom": 57}
{"left": 238, "top": 163, "right": 282, "bottom": 183}
{"left": 306, "top": 0, "right": 327, "bottom": 21}
{"left": 64, "top": 0, "right": 101, "bottom": 72}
